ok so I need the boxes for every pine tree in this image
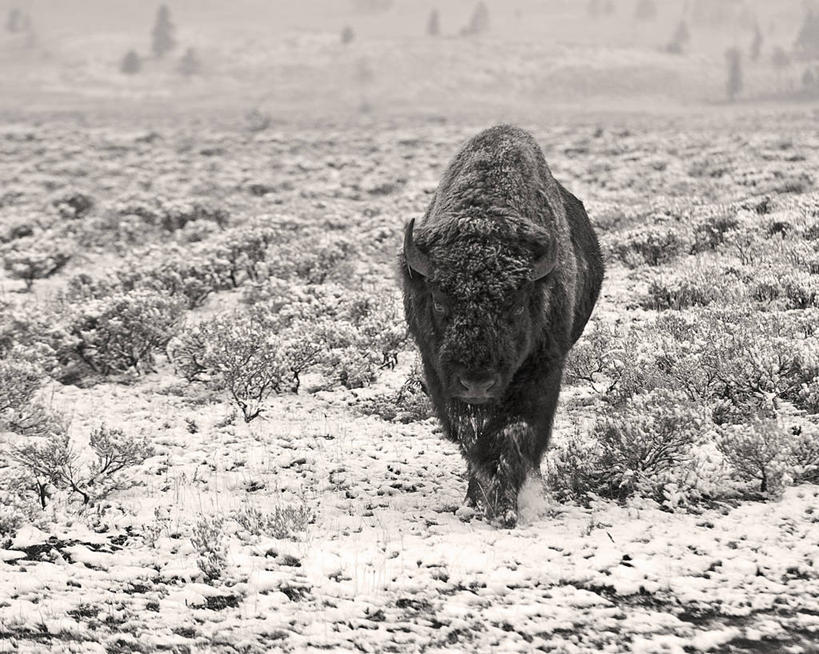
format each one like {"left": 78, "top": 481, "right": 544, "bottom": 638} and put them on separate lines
{"left": 725, "top": 47, "right": 743, "bottom": 101}
{"left": 462, "top": 1, "right": 489, "bottom": 36}
{"left": 178, "top": 48, "right": 201, "bottom": 76}
{"left": 634, "top": 0, "right": 657, "bottom": 21}
{"left": 120, "top": 50, "right": 142, "bottom": 75}
{"left": 427, "top": 9, "right": 440, "bottom": 36}
{"left": 794, "top": 10, "right": 819, "bottom": 59}
{"left": 6, "top": 8, "right": 21, "bottom": 33}
{"left": 151, "top": 4, "right": 176, "bottom": 58}
{"left": 588, "top": 0, "right": 601, "bottom": 19}
{"left": 667, "top": 20, "right": 690, "bottom": 53}
{"left": 341, "top": 25, "right": 355, "bottom": 45}
{"left": 750, "top": 23, "right": 763, "bottom": 61}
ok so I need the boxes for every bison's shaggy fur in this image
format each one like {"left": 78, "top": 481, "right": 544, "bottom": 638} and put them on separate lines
{"left": 400, "top": 125, "right": 603, "bottom": 526}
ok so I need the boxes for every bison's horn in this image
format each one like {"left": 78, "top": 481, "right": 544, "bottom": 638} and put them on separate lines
{"left": 404, "top": 218, "right": 432, "bottom": 278}
{"left": 530, "top": 237, "right": 557, "bottom": 281}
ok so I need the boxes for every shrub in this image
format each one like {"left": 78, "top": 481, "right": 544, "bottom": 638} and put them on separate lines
{"left": 589, "top": 390, "right": 705, "bottom": 500}
{"left": 787, "top": 425, "right": 819, "bottom": 483}
{"left": 233, "top": 502, "right": 315, "bottom": 540}
{"left": 68, "top": 290, "right": 183, "bottom": 375}
{"left": 609, "top": 227, "right": 686, "bottom": 267}
{"left": 11, "top": 425, "right": 154, "bottom": 506}
{"left": 190, "top": 516, "right": 227, "bottom": 580}
{"left": 359, "top": 368, "right": 434, "bottom": 423}
{"left": 716, "top": 420, "right": 788, "bottom": 494}
{"left": 53, "top": 192, "right": 94, "bottom": 220}
{"left": 173, "top": 312, "right": 292, "bottom": 422}
{"left": 2, "top": 236, "right": 73, "bottom": 291}
{"left": 691, "top": 214, "right": 739, "bottom": 253}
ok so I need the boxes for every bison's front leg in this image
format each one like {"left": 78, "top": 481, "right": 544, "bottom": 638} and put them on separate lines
{"left": 464, "top": 422, "right": 536, "bottom": 527}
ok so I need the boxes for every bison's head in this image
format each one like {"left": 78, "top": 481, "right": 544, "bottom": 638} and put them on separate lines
{"left": 402, "top": 217, "right": 557, "bottom": 406}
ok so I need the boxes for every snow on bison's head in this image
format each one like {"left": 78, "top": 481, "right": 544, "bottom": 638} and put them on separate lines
{"left": 401, "top": 214, "right": 557, "bottom": 406}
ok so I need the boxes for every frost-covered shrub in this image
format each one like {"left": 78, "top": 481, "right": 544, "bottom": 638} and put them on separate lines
{"left": 190, "top": 516, "right": 228, "bottom": 580}
{"left": 265, "top": 236, "right": 357, "bottom": 285}
{"left": 171, "top": 312, "right": 292, "bottom": 421}
{"left": 691, "top": 213, "right": 739, "bottom": 253}
{"left": 548, "top": 391, "right": 705, "bottom": 503}
{"left": 609, "top": 227, "right": 686, "bottom": 267}
{"left": 207, "top": 221, "right": 281, "bottom": 287}
{"left": 644, "top": 265, "right": 744, "bottom": 310}
{"left": 716, "top": 420, "right": 789, "bottom": 494}
{"left": 53, "top": 191, "right": 94, "bottom": 220}
{"left": 2, "top": 236, "right": 73, "bottom": 290}
{"left": 0, "top": 356, "right": 43, "bottom": 432}
{"left": 127, "top": 249, "right": 232, "bottom": 309}
{"left": 564, "top": 321, "right": 616, "bottom": 388}
{"left": 11, "top": 425, "right": 154, "bottom": 506}
{"left": 233, "top": 503, "right": 315, "bottom": 540}
{"left": 787, "top": 425, "right": 819, "bottom": 483}
{"left": 359, "top": 368, "right": 435, "bottom": 423}
{"left": 68, "top": 290, "right": 183, "bottom": 375}
{"left": 590, "top": 390, "right": 705, "bottom": 500}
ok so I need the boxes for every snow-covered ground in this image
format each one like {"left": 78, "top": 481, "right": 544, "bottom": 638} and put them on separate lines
{"left": 1, "top": 111, "right": 819, "bottom": 652}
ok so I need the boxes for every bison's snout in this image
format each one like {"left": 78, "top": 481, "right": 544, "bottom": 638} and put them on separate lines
{"left": 454, "top": 370, "right": 500, "bottom": 404}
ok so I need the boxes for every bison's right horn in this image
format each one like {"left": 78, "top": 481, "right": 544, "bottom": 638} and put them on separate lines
{"left": 404, "top": 218, "right": 432, "bottom": 279}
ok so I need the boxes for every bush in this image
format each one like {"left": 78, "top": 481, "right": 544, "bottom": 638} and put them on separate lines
{"left": 11, "top": 425, "right": 154, "bottom": 506}
{"left": 190, "top": 516, "right": 227, "bottom": 580}
{"left": 170, "top": 312, "right": 292, "bottom": 422}
{"left": 716, "top": 420, "right": 788, "bottom": 494}
{"left": 53, "top": 192, "right": 94, "bottom": 220}
{"left": 233, "top": 503, "right": 315, "bottom": 540}
{"left": 68, "top": 290, "right": 183, "bottom": 375}
{"left": 358, "top": 368, "right": 434, "bottom": 423}
{"left": 609, "top": 227, "right": 686, "bottom": 267}
{"left": 691, "top": 214, "right": 739, "bottom": 253}
{"left": 589, "top": 390, "right": 705, "bottom": 500}
{"left": 2, "top": 236, "right": 73, "bottom": 291}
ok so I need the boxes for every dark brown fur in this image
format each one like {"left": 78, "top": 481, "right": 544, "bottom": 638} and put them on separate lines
{"left": 400, "top": 125, "right": 603, "bottom": 526}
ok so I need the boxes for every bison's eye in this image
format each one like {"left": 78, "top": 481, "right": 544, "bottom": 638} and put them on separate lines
{"left": 432, "top": 298, "right": 447, "bottom": 315}
{"left": 513, "top": 303, "right": 527, "bottom": 316}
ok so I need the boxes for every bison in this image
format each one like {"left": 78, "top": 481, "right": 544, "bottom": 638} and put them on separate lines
{"left": 400, "top": 125, "right": 603, "bottom": 527}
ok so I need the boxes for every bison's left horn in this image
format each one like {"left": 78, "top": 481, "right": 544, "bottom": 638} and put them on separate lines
{"left": 404, "top": 218, "right": 432, "bottom": 279}
{"left": 530, "top": 237, "right": 558, "bottom": 281}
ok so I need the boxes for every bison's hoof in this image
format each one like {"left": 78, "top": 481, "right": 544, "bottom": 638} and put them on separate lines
{"left": 492, "top": 509, "right": 518, "bottom": 529}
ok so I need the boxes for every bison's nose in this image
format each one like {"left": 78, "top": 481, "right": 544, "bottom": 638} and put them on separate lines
{"left": 457, "top": 373, "right": 498, "bottom": 396}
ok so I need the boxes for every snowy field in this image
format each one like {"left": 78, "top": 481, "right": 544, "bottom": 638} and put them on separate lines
{"left": 1, "top": 110, "right": 818, "bottom": 653}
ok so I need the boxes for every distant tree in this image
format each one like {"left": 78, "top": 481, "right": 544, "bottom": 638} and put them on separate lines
{"left": 427, "top": 9, "right": 440, "bottom": 36}
{"left": 341, "top": 25, "right": 355, "bottom": 45}
{"left": 6, "top": 8, "right": 21, "bottom": 33}
{"left": 151, "top": 4, "right": 176, "bottom": 58}
{"left": 794, "top": 10, "right": 819, "bottom": 59}
{"left": 802, "top": 67, "right": 817, "bottom": 89}
{"left": 634, "top": 0, "right": 657, "bottom": 21}
{"left": 462, "top": 1, "right": 489, "bottom": 36}
{"left": 603, "top": 0, "right": 615, "bottom": 15}
{"left": 588, "top": 0, "right": 601, "bottom": 18}
{"left": 178, "top": 47, "right": 201, "bottom": 76}
{"left": 666, "top": 20, "right": 690, "bottom": 53}
{"left": 725, "top": 47, "right": 743, "bottom": 101}
{"left": 772, "top": 46, "right": 792, "bottom": 91}
{"left": 750, "top": 23, "right": 763, "bottom": 62}
{"left": 120, "top": 50, "right": 142, "bottom": 75}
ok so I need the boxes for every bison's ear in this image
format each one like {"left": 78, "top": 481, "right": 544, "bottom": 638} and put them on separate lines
{"left": 530, "top": 236, "right": 558, "bottom": 281}
{"left": 404, "top": 218, "right": 432, "bottom": 279}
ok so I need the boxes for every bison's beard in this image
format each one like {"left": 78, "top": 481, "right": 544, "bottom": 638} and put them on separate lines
{"left": 447, "top": 401, "right": 494, "bottom": 450}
